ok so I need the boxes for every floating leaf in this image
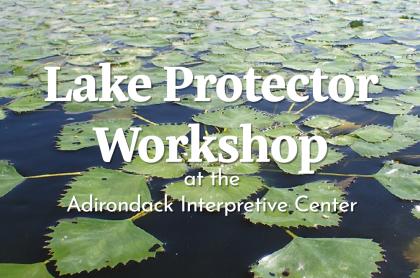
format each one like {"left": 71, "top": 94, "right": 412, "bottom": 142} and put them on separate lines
{"left": 47, "top": 218, "right": 163, "bottom": 275}
{"left": 352, "top": 125, "right": 393, "bottom": 143}
{"left": 393, "top": 114, "right": 420, "bottom": 140}
{"left": 411, "top": 269, "right": 420, "bottom": 278}
{"left": 0, "top": 109, "right": 5, "bottom": 120}
{"left": 0, "top": 263, "right": 53, "bottom": 278}
{"left": 304, "top": 115, "right": 348, "bottom": 130}
{"left": 245, "top": 181, "right": 345, "bottom": 228}
{"left": 373, "top": 161, "right": 420, "bottom": 200}
{"left": 193, "top": 106, "right": 298, "bottom": 129}
{"left": 176, "top": 94, "right": 245, "bottom": 111}
{"left": 128, "top": 123, "right": 190, "bottom": 145}
{"left": 396, "top": 90, "right": 420, "bottom": 106}
{"left": 66, "top": 43, "right": 112, "bottom": 55}
{"left": 263, "top": 125, "right": 301, "bottom": 138}
{"left": 151, "top": 51, "right": 196, "bottom": 67}
{"left": 350, "top": 133, "right": 415, "bottom": 158}
{"left": 227, "top": 37, "right": 260, "bottom": 50}
{"left": 7, "top": 94, "right": 51, "bottom": 113}
{"left": 164, "top": 176, "right": 264, "bottom": 204}
{"left": 365, "top": 97, "right": 413, "bottom": 115}
{"left": 275, "top": 142, "right": 344, "bottom": 175}
{"left": 327, "top": 134, "right": 357, "bottom": 146}
{"left": 251, "top": 237, "right": 383, "bottom": 278}
{"left": 192, "top": 160, "right": 260, "bottom": 175}
{"left": 123, "top": 150, "right": 187, "bottom": 179}
{"left": 381, "top": 76, "right": 418, "bottom": 90}
{"left": 0, "top": 160, "right": 25, "bottom": 198}
{"left": 57, "top": 118, "right": 132, "bottom": 151}
{"left": 59, "top": 168, "right": 151, "bottom": 210}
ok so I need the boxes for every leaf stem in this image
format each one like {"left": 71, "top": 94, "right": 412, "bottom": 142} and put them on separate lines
{"left": 26, "top": 172, "right": 82, "bottom": 179}
{"left": 130, "top": 198, "right": 174, "bottom": 221}
{"left": 295, "top": 100, "right": 316, "bottom": 114}
{"left": 132, "top": 113, "right": 158, "bottom": 125}
{"left": 287, "top": 102, "right": 296, "bottom": 113}
{"left": 318, "top": 172, "right": 373, "bottom": 178}
{"left": 285, "top": 229, "right": 298, "bottom": 239}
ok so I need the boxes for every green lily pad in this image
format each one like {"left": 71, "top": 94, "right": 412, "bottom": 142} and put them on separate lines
{"left": 0, "top": 109, "right": 6, "bottom": 120}
{"left": 123, "top": 149, "right": 188, "bottom": 179}
{"left": 304, "top": 115, "right": 348, "bottom": 130}
{"left": 245, "top": 181, "right": 345, "bottom": 228}
{"left": 227, "top": 38, "right": 260, "bottom": 50}
{"left": 191, "top": 160, "right": 260, "bottom": 175}
{"left": 176, "top": 94, "right": 245, "bottom": 111}
{"left": 350, "top": 133, "right": 415, "bottom": 158}
{"left": 380, "top": 76, "right": 418, "bottom": 90}
{"left": 263, "top": 125, "right": 301, "bottom": 138}
{"left": 393, "top": 114, "right": 420, "bottom": 140}
{"left": 0, "top": 160, "right": 25, "bottom": 198}
{"left": 151, "top": 52, "right": 196, "bottom": 67}
{"left": 351, "top": 125, "right": 393, "bottom": 143}
{"left": 327, "top": 134, "right": 357, "bottom": 146}
{"left": 47, "top": 218, "right": 163, "bottom": 275}
{"left": 396, "top": 90, "right": 420, "bottom": 106}
{"left": 0, "top": 263, "right": 53, "bottom": 278}
{"left": 365, "top": 97, "right": 413, "bottom": 115}
{"left": 129, "top": 123, "right": 190, "bottom": 145}
{"left": 251, "top": 237, "right": 383, "bottom": 278}
{"left": 274, "top": 142, "right": 344, "bottom": 175}
{"left": 373, "top": 161, "right": 420, "bottom": 200}
{"left": 66, "top": 43, "right": 112, "bottom": 56}
{"left": 7, "top": 94, "right": 51, "bottom": 113}
{"left": 59, "top": 168, "right": 152, "bottom": 210}
{"left": 164, "top": 176, "right": 264, "bottom": 204}
{"left": 193, "top": 106, "right": 298, "bottom": 129}
{"left": 57, "top": 118, "right": 132, "bottom": 151}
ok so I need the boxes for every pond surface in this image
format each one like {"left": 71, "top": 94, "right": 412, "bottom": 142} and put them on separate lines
{"left": 0, "top": 0, "right": 419, "bottom": 277}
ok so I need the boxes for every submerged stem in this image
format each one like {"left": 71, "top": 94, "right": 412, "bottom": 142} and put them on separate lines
{"left": 26, "top": 172, "right": 82, "bottom": 179}
{"left": 295, "top": 100, "right": 316, "bottom": 114}
{"left": 132, "top": 113, "right": 158, "bottom": 125}
{"left": 285, "top": 229, "right": 298, "bottom": 239}
{"left": 287, "top": 102, "right": 296, "bottom": 113}
{"left": 318, "top": 172, "right": 373, "bottom": 178}
{"left": 130, "top": 198, "right": 174, "bottom": 222}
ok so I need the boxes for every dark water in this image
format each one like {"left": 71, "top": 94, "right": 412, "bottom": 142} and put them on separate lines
{"left": 0, "top": 94, "right": 419, "bottom": 277}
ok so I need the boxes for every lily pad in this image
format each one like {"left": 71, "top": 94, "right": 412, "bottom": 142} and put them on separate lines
{"left": 393, "top": 114, "right": 420, "bottom": 140}
{"left": 365, "top": 97, "right": 413, "bottom": 115}
{"left": 373, "top": 161, "right": 420, "bottom": 200}
{"left": 151, "top": 52, "right": 196, "bottom": 67}
{"left": 0, "top": 160, "right": 25, "bottom": 198}
{"left": 57, "top": 118, "right": 132, "bottom": 151}
{"left": 7, "top": 94, "right": 51, "bottom": 113}
{"left": 251, "top": 237, "right": 383, "bottom": 278}
{"left": 177, "top": 94, "right": 245, "bottom": 111}
{"left": 245, "top": 181, "right": 345, "bottom": 228}
{"left": 350, "top": 133, "right": 415, "bottom": 158}
{"left": 351, "top": 125, "right": 393, "bottom": 143}
{"left": 47, "top": 218, "right": 163, "bottom": 275}
{"left": 304, "top": 115, "right": 348, "bottom": 130}
{"left": 59, "top": 168, "right": 152, "bottom": 210}
{"left": 193, "top": 106, "right": 298, "bottom": 129}
{"left": 164, "top": 176, "right": 264, "bottom": 204}
{"left": 275, "top": 142, "right": 344, "bottom": 175}
{"left": 123, "top": 149, "right": 188, "bottom": 179}
{"left": 0, "top": 263, "right": 53, "bottom": 278}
